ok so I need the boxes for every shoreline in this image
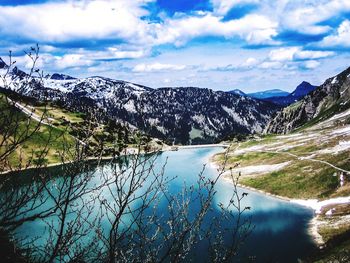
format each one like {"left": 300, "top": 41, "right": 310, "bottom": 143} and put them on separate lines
{"left": 0, "top": 156, "right": 115, "bottom": 176}
{"left": 220, "top": 174, "right": 325, "bottom": 246}
{"left": 0, "top": 146, "right": 166, "bottom": 176}
{"left": 0, "top": 143, "right": 229, "bottom": 176}
{"left": 178, "top": 143, "right": 230, "bottom": 149}
{"left": 210, "top": 151, "right": 350, "bottom": 248}
{"left": 208, "top": 152, "right": 328, "bottom": 247}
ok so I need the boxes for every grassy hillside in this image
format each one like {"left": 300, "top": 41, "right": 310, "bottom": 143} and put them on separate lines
{"left": 0, "top": 93, "right": 78, "bottom": 170}
{"left": 214, "top": 109, "right": 350, "bottom": 199}
{"left": 0, "top": 90, "right": 166, "bottom": 171}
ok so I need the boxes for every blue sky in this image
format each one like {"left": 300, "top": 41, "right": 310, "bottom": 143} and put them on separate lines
{"left": 0, "top": 0, "right": 350, "bottom": 92}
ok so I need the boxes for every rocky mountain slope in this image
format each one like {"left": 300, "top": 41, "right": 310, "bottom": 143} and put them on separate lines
{"left": 0, "top": 61, "right": 279, "bottom": 144}
{"left": 266, "top": 67, "right": 350, "bottom": 134}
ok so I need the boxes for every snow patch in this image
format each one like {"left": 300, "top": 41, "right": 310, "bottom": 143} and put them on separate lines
{"left": 229, "top": 161, "right": 291, "bottom": 176}
{"left": 234, "top": 145, "right": 267, "bottom": 155}
{"left": 325, "top": 209, "right": 334, "bottom": 216}
{"left": 123, "top": 100, "right": 137, "bottom": 113}
{"left": 270, "top": 143, "right": 305, "bottom": 151}
{"left": 331, "top": 126, "right": 350, "bottom": 136}
{"left": 276, "top": 133, "right": 303, "bottom": 139}
{"left": 292, "top": 197, "right": 350, "bottom": 214}
{"left": 317, "top": 141, "right": 350, "bottom": 154}
{"left": 329, "top": 108, "right": 350, "bottom": 121}
{"left": 331, "top": 76, "right": 338, "bottom": 84}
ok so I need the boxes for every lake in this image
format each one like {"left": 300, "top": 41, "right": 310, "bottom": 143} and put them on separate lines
{"left": 6, "top": 147, "right": 316, "bottom": 262}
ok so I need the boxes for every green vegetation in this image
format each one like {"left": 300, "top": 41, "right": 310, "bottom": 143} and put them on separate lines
{"left": 0, "top": 91, "right": 162, "bottom": 171}
{"left": 310, "top": 222, "right": 350, "bottom": 263}
{"left": 241, "top": 162, "right": 338, "bottom": 199}
{"left": 319, "top": 224, "right": 350, "bottom": 244}
{"left": 223, "top": 151, "right": 291, "bottom": 168}
{"left": 0, "top": 94, "right": 76, "bottom": 169}
{"left": 215, "top": 118, "right": 350, "bottom": 199}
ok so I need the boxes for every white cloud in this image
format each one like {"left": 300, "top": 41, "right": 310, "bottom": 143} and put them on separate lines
{"left": 303, "top": 60, "right": 320, "bottom": 69}
{"left": 280, "top": 0, "right": 350, "bottom": 35}
{"left": 55, "top": 54, "right": 95, "bottom": 69}
{"left": 241, "top": 57, "right": 259, "bottom": 67}
{"left": 269, "top": 47, "right": 299, "bottom": 62}
{"left": 258, "top": 61, "right": 283, "bottom": 69}
{"left": 319, "top": 20, "right": 350, "bottom": 48}
{"left": 264, "top": 47, "right": 333, "bottom": 70}
{"left": 132, "top": 63, "right": 187, "bottom": 72}
{"left": 18, "top": 52, "right": 96, "bottom": 70}
{"left": 105, "top": 48, "right": 148, "bottom": 59}
{"left": 0, "top": 0, "right": 154, "bottom": 43}
{"left": 199, "top": 57, "right": 261, "bottom": 72}
{"left": 268, "top": 47, "right": 334, "bottom": 62}
{"left": 294, "top": 50, "right": 335, "bottom": 60}
{"left": 0, "top": 0, "right": 348, "bottom": 90}
{"left": 195, "top": 46, "right": 332, "bottom": 72}
{"left": 155, "top": 13, "right": 278, "bottom": 46}
{"left": 0, "top": 0, "right": 278, "bottom": 52}
{"left": 15, "top": 45, "right": 151, "bottom": 71}
{"left": 84, "top": 47, "right": 150, "bottom": 61}
{"left": 210, "top": 0, "right": 259, "bottom": 16}
{"left": 0, "top": 0, "right": 349, "bottom": 53}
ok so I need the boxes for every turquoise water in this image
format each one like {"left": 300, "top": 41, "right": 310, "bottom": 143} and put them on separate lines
{"left": 152, "top": 147, "right": 316, "bottom": 262}
{"left": 8, "top": 147, "right": 315, "bottom": 262}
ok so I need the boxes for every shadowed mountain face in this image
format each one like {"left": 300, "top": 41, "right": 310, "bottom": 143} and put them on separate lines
{"left": 0, "top": 62, "right": 279, "bottom": 144}
{"left": 266, "top": 67, "right": 350, "bottom": 134}
{"left": 50, "top": 73, "right": 76, "bottom": 80}
{"left": 0, "top": 58, "right": 6, "bottom": 69}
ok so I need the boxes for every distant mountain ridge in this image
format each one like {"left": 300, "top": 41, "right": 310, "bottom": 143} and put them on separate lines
{"left": 228, "top": 83, "right": 317, "bottom": 107}
{"left": 248, "top": 89, "right": 289, "bottom": 99}
{"left": 263, "top": 81, "right": 317, "bottom": 106}
{"left": 0, "top": 59, "right": 280, "bottom": 144}
{"left": 228, "top": 88, "right": 289, "bottom": 99}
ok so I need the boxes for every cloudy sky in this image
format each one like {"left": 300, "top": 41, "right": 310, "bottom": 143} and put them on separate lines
{"left": 0, "top": 0, "right": 349, "bottom": 92}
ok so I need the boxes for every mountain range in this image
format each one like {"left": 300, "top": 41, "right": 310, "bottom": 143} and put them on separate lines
{"left": 229, "top": 82, "right": 317, "bottom": 106}
{"left": 228, "top": 88, "right": 289, "bottom": 98}
{"left": 262, "top": 81, "right": 317, "bottom": 106}
{"left": 1, "top": 57, "right": 349, "bottom": 144}
{"left": 249, "top": 89, "right": 290, "bottom": 99}
{"left": 0, "top": 61, "right": 279, "bottom": 144}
